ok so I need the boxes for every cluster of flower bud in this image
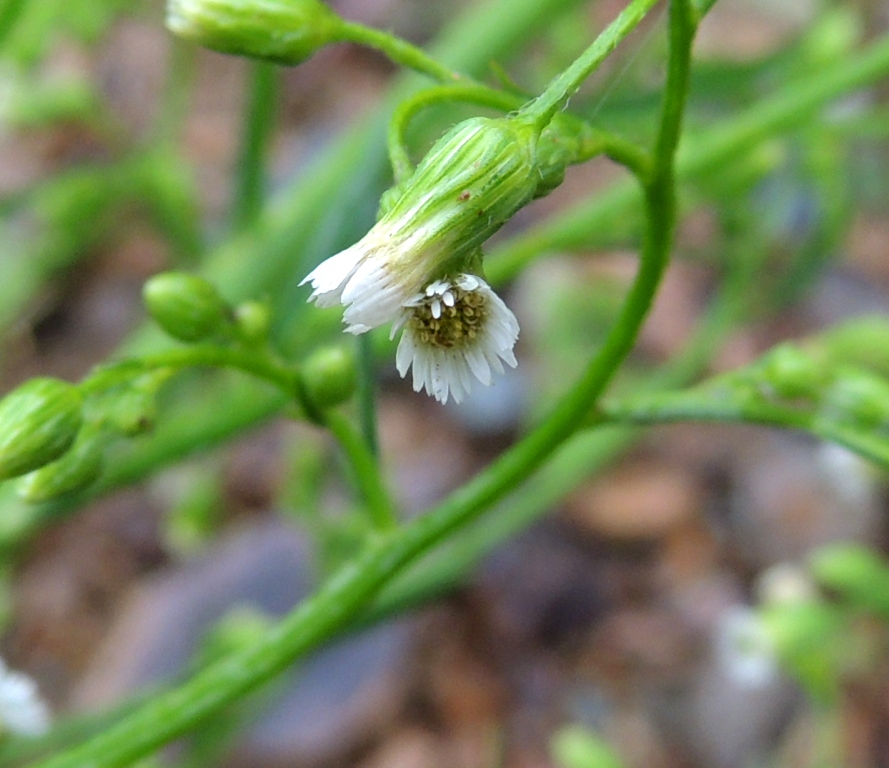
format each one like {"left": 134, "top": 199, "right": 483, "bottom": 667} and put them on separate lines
{"left": 143, "top": 271, "right": 276, "bottom": 346}
{"left": 144, "top": 272, "right": 356, "bottom": 411}
{"left": 748, "top": 344, "right": 889, "bottom": 432}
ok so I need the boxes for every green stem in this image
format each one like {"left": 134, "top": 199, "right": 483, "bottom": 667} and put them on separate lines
{"left": 82, "top": 346, "right": 299, "bottom": 400}
{"left": 233, "top": 62, "right": 278, "bottom": 231}
{"left": 0, "top": 0, "right": 26, "bottom": 50}
{"left": 520, "top": 0, "right": 662, "bottom": 129}
{"left": 152, "top": 40, "right": 197, "bottom": 146}
{"left": 337, "top": 20, "right": 461, "bottom": 83}
{"left": 356, "top": 334, "right": 379, "bottom": 455}
{"left": 323, "top": 410, "right": 397, "bottom": 531}
{"left": 388, "top": 83, "right": 524, "bottom": 183}
{"left": 489, "top": 30, "right": 889, "bottom": 282}
{"left": 387, "top": 83, "right": 650, "bottom": 184}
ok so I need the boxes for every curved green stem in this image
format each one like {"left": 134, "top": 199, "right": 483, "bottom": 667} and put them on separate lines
{"left": 520, "top": 0, "right": 662, "bottom": 129}
{"left": 0, "top": 0, "right": 25, "bottom": 51}
{"left": 388, "top": 83, "right": 524, "bottom": 183}
{"left": 337, "top": 20, "right": 462, "bottom": 83}
{"left": 489, "top": 30, "right": 889, "bottom": 283}
{"left": 323, "top": 410, "right": 397, "bottom": 531}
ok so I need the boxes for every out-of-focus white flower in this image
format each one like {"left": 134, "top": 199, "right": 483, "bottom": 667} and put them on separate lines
{"left": 391, "top": 274, "right": 519, "bottom": 405}
{"left": 0, "top": 658, "right": 51, "bottom": 738}
{"left": 815, "top": 441, "right": 877, "bottom": 508}
{"left": 714, "top": 605, "right": 777, "bottom": 690}
{"left": 755, "top": 562, "right": 817, "bottom": 606}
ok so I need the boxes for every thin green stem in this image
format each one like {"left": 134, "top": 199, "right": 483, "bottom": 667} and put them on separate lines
{"left": 387, "top": 83, "right": 650, "bottom": 184}
{"left": 356, "top": 334, "right": 379, "bottom": 456}
{"left": 489, "top": 30, "right": 889, "bottom": 282}
{"left": 388, "top": 83, "right": 524, "bottom": 183}
{"left": 0, "top": 0, "right": 26, "bottom": 51}
{"left": 82, "top": 346, "right": 298, "bottom": 402}
{"left": 338, "top": 20, "right": 461, "bottom": 83}
{"left": 233, "top": 62, "right": 279, "bottom": 231}
{"left": 152, "top": 39, "right": 197, "bottom": 146}
{"left": 520, "top": 0, "right": 662, "bottom": 129}
{"left": 323, "top": 410, "right": 397, "bottom": 530}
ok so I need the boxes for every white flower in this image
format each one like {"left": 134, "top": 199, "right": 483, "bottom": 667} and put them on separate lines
{"left": 391, "top": 274, "right": 519, "bottom": 405}
{"left": 0, "top": 658, "right": 51, "bottom": 738}
{"left": 714, "top": 606, "right": 777, "bottom": 689}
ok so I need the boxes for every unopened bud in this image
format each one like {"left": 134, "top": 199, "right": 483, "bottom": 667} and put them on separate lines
{"left": 0, "top": 378, "right": 83, "bottom": 481}
{"left": 301, "top": 346, "right": 357, "bottom": 409}
{"left": 820, "top": 369, "right": 889, "bottom": 429}
{"left": 166, "top": 0, "right": 343, "bottom": 65}
{"left": 759, "top": 344, "right": 826, "bottom": 400}
{"left": 811, "top": 544, "right": 889, "bottom": 619}
{"left": 234, "top": 301, "right": 271, "bottom": 343}
{"left": 144, "top": 272, "right": 229, "bottom": 342}
{"left": 16, "top": 430, "right": 104, "bottom": 503}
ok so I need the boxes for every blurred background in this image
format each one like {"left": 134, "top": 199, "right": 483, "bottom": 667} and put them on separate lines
{"left": 0, "top": 0, "right": 888, "bottom": 766}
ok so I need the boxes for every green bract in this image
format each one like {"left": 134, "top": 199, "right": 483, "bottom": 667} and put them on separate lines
{"left": 0, "top": 378, "right": 83, "bottom": 481}
{"left": 384, "top": 116, "right": 542, "bottom": 277}
{"left": 166, "top": 0, "right": 343, "bottom": 65}
{"left": 144, "top": 272, "right": 229, "bottom": 343}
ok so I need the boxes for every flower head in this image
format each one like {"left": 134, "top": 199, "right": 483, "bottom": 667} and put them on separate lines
{"left": 0, "top": 658, "right": 51, "bottom": 738}
{"left": 301, "top": 116, "right": 540, "bottom": 334}
{"left": 392, "top": 274, "right": 519, "bottom": 405}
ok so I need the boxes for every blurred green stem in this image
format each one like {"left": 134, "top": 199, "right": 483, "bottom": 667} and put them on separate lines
{"left": 323, "top": 410, "right": 396, "bottom": 530}
{"left": 337, "top": 20, "right": 461, "bottom": 82}
{"left": 0, "top": 0, "right": 26, "bottom": 50}
{"left": 233, "top": 62, "right": 278, "bottom": 231}
{"left": 488, "top": 29, "right": 889, "bottom": 281}
{"left": 356, "top": 334, "right": 379, "bottom": 456}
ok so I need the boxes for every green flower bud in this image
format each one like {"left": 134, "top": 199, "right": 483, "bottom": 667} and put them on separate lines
{"left": 551, "top": 726, "right": 623, "bottom": 768}
{"left": 811, "top": 544, "right": 889, "bottom": 618}
{"left": 759, "top": 344, "right": 826, "bottom": 400}
{"left": 820, "top": 369, "right": 889, "bottom": 429}
{"left": 0, "top": 378, "right": 83, "bottom": 481}
{"left": 166, "top": 0, "right": 343, "bottom": 65}
{"left": 16, "top": 430, "right": 104, "bottom": 503}
{"left": 234, "top": 301, "right": 271, "bottom": 343}
{"left": 105, "top": 370, "right": 172, "bottom": 437}
{"left": 302, "top": 116, "right": 542, "bottom": 332}
{"left": 301, "top": 346, "right": 357, "bottom": 409}
{"left": 534, "top": 114, "right": 595, "bottom": 200}
{"left": 144, "top": 272, "right": 229, "bottom": 342}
